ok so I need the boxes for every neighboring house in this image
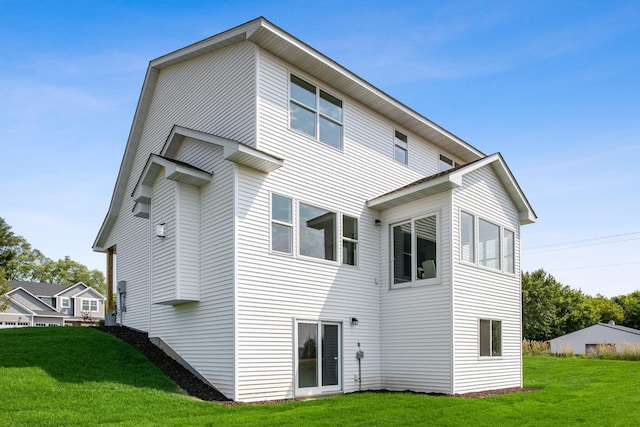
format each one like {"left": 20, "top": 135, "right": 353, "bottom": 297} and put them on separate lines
{"left": 1, "top": 281, "right": 105, "bottom": 327}
{"left": 0, "top": 287, "right": 66, "bottom": 328}
{"left": 550, "top": 323, "right": 640, "bottom": 354}
{"left": 93, "top": 17, "right": 536, "bottom": 402}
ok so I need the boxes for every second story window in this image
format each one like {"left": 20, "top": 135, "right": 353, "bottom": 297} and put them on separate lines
{"left": 299, "top": 203, "right": 337, "bottom": 261}
{"left": 342, "top": 215, "right": 358, "bottom": 266}
{"left": 61, "top": 298, "right": 70, "bottom": 308}
{"left": 479, "top": 219, "right": 500, "bottom": 269}
{"left": 290, "top": 74, "right": 343, "bottom": 149}
{"left": 271, "top": 193, "right": 293, "bottom": 254}
{"left": 439, "top": 154, "right": 459, "bottom": 172}
{"left": 82, "top": 299, "right": 98, "bottom": 312}
{"left": 394, "top": 131, "right": 408, "bottom": 164}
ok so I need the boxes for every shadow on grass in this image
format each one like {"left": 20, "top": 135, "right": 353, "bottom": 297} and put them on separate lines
{"left": 0, "top": 326, "right": 178, "bottom": 393}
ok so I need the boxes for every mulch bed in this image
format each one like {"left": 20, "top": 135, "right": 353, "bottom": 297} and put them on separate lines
{"left": 94, "top": 326, "right": 229, "bottom": 402}
{"left": 95, "top": 326, "right": 537, "bottom": 403}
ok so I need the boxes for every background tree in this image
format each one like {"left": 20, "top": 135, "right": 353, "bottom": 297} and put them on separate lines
{"left": 522, "top": 269, "right": 563, "bottom": 340}
{"left": 615, "top": 291, "right": 640, "bottom": 330}
{"left": 0, "top": 267, "right": 9, "bottom": 312}
{"left": 0, "top": 217, "right": 105, "bottom": 294}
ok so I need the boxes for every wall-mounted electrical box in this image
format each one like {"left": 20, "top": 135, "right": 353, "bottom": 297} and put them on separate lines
{"left": 117, "top": 281, "right": 127, "bottom": 294}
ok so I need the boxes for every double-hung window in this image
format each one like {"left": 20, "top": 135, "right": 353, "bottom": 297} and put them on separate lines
{"left": 394, "top": 130, "right": 408, "bottom": 164}
{"left": 392, "top": 214, "right": 438, "bottom": 286}
{"left": 342, "top": 215, "right": 358, "bottom": 266}
{"left": 290, "top": 74, "right": 343, "bottom": 149}
{"left": 61, "top": 298, "right": 70, "bottom": 308}
{"left": 271, "top": 194, "right": 293, "bottom": 254}
{"left": 82, "top": 299, "right": 98, "bottom": 312}
{"left": 479, "top": 319, "right": 502, "bottom": 357}
{"left": 299, "top": 203, "right": 337, "bottom": 261}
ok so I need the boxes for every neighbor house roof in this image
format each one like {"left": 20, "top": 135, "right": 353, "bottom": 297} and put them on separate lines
{"left": 9, "top": 280, "right": 68, "bottom": 297}
{"left": 367, "top": 153, "right": 537, "bottom": 225}
{"left": 93, "top": 17, "right": 486, "bottom": 251}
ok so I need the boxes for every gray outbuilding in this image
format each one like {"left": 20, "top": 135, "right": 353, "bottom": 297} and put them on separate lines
{"left": 549, "top": 322, "right": 640, "bottom": 354}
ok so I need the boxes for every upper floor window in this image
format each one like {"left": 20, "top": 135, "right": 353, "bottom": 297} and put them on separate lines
{"left": 81, "top": 299, "right": 98, "bottom": 312}
{"left": 479, "top": 219, "right": 500, "bottom": 269}
{"left": 342, "top": 215, "right": 358, "bottom": 266}
{"left": 439, "top": 154, "right": 459, "bottom": 172}
{"left": 461, "top": 212, "right": 516, "bottom": 274}
{"left": 503, "top": 229, "right": 515, "bottom": 274}
{"left": 460, "top": 211, "right": 475, "bottom": 263}
{"left": 61, "top": 298, "right": 70, "bottom": 308}
{"left": 271, "top": 193, "right": 293, "bottom": 254}
{"left": 290, "top": 74, "right": 343, "bottom": 149}
{"left": 391, "top": 214, "right": 438, "bottom": 286}
{"left": 394, "top": 131, "right": 408, "bottom": 164}
{"left": 479, "top": 319, "right": 502, "bottom": 357}
{"left": 299, "top": 203, "right": 337, "bottom": 261}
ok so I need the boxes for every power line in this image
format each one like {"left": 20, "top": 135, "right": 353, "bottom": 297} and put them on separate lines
{"left": 523, "top": 232, "right": 640, "bottom": 253}
{"left": 550, "top": 260, "right": 640, "bottom": 272}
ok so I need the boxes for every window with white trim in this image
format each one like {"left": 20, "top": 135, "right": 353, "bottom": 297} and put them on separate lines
{"left": 439, "top": 154, "right": 459, "bottom": 172}
{"left": 81, "top": 299, "right": 98, "bottom": 312}
{"left": 299, "top": 203, "right": 337, "bottom": 261}
{"left": 342, "top": 215, "right": 358, "bottom": 266}
{"left": 392, "top": 214, "right": 438, "bottom": 286}
{"left": 479, "top": 218, "right": 500, "bottom": 269}
{"left": 271, "top": 193, "right": 293, "bottom": 254}
{"left": 503, "top": 228, "right": 515, "bottom": 274}
{"left": 290, "top": 74, "right": 343, "bottom": 149}
{"left": 394, "top": 130, "right": 408, "bottom": 164}
{"left": 479, "top": 319, "right": 502, "bottom": 357}
{"left": 460, "top": 211, "right": 475, "bottom": 263}
{"left": 61, "top": 298, "right": 70, "bottom": 308}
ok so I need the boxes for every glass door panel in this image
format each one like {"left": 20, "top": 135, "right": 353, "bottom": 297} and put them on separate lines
{"left": 298, "top": 323, "right": 318, "bottom": 388}
{"left": 322, "top": 324, "right": 339, "bottom": 386}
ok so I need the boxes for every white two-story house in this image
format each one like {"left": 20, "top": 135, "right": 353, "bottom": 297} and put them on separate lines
{"left": 93, "top": 17, "right": 536, "bottom": 402}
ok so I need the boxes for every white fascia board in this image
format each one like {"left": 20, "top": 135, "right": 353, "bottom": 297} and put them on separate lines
{"left": 163, "top": 126, "right": 283, "bottom": 173}
{"left": 72, "top": 287, "right": 105, "bottom": 300}
{"left": 367, "top": 174, "right": 463, "bottom": 211}
{"left": 451, "top": 153, "right": 537, "bottom": 225}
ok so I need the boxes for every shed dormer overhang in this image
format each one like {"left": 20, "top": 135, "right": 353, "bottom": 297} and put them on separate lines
{"left": 162, "top": 126, "right": 283, "bottom": 174}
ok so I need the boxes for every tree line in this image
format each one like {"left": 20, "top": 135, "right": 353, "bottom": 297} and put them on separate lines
{"left": 523, "top": 269, "right": 640, "bottom": 341}
{"left": 0, "top": 217, "right": 105, "bottom": 304}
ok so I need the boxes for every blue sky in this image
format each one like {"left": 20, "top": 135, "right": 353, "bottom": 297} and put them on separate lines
{"left": 1, "top": 0, "right": 638, "bottom": 297}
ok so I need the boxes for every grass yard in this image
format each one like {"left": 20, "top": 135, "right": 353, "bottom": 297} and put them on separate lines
{"left": 1, "top": 327, "right": 639, "bottom": 426}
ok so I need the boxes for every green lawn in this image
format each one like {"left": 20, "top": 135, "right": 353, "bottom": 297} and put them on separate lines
{"left": 1, "top": 327, "right": 639, "bottom": 426}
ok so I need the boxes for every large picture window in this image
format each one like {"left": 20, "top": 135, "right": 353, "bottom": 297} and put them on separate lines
{"left": 479, "top": 319, "right": 502, "bottom": 357}
{"left": 460, "top": 212, "right": 517, "bottom": 274}
{"left": 290, "top": 74, "right": 343, "bottom": 149}
{"left": 299, "top": 203, "right": 337, "bottom": 261}
{"left": 392, "top": 214, "right": 438, "bottom": 286}
{"left": 271, "top": 193, "right": 293, "bottom": 254}
{"left": 479, "top": 219, "right": 500, "bottom": 269}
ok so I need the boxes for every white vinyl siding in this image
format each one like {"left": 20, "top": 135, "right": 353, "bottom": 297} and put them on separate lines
{"left": 451, "top": 166, "right": 522, "bottom": 394}
{"left": 102, "top": 42, "right": 255, "bottom": 397}
{"left": 148, "top": 141, "right": 236, "bottom": 400}
{"left": 380, "top": 192, "right": 453, "bottom": 394}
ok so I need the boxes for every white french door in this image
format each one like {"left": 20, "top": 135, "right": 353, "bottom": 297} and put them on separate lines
{"left": 296, "top": 321, "right": 341, "bottom": 396}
